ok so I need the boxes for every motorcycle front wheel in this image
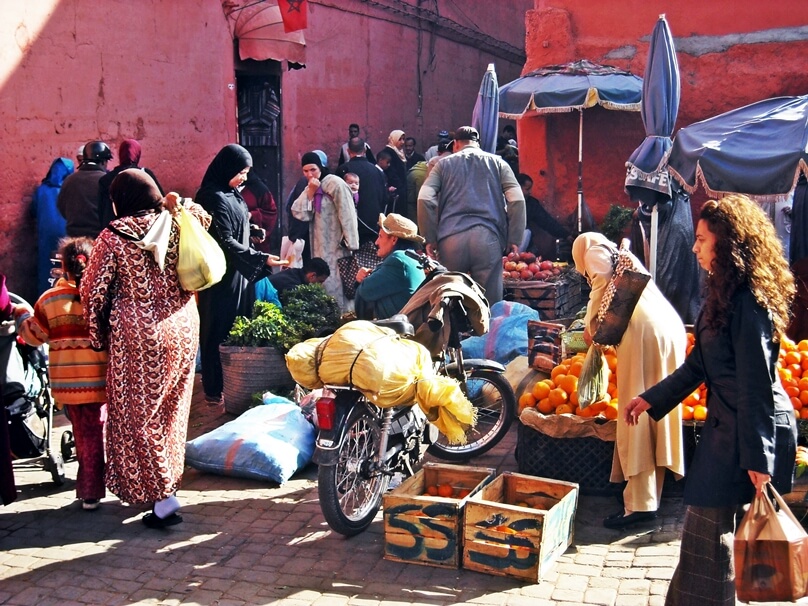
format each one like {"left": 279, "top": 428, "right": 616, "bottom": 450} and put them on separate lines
{"left": 427, "top": 368, "right": 516, "bottom": 461}
{"left": 318, "top": 403, "right": 390, "bottom": 536}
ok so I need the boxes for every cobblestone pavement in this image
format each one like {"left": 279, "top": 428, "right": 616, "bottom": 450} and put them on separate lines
{"left": 0, "top": 375, "right": 800, "bottom": 606}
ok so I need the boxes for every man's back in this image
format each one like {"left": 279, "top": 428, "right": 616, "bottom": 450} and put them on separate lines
{"left": 336, "top": 156, "right": 387, "bottom": 243}
{"left": 57, "top": 165, "right": 107, "bottom": 238}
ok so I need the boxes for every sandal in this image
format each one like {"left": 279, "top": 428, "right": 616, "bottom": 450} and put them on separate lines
{"left": 142, "top": 512, "right": 183, "bottom": 529}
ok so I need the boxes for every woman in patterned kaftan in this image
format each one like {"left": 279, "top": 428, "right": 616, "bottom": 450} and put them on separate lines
{"left": 81, "top": 169, "right": 210, "bottom": 528}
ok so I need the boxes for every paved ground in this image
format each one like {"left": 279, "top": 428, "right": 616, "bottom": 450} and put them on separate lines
{"left": 0, "top": 375, "right": 801, "bottom": 606}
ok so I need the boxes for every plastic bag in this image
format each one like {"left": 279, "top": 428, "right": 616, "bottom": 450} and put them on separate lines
{"left": 735, "top": 483, "right": 808, "bottom": 602}
{"left": 175, "top": 206, "right": 226, "bottom": 291}
{"left": 280, "top": 236, "right": 305, "bottom": 268}
{"left": 577, "top": 344, "right": 609, "bottom": 409}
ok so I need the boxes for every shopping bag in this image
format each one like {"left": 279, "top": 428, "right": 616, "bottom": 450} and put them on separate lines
{"left": 336, "top": 241, "right": 381, "bottom": 300}
{"left": 280, "top": 236, "right": 305, "bottom": 268}
{"left": 577, "top": 344, "right": 609, "bottom": 409}
{"left": 175, "top": 206, "right": 226, "bottom": 291}
{"left": 735, "top": 483, "right": 808, "bottom": 602}
{"left": 592, "top": 239, "right": 650, "bottom": 346}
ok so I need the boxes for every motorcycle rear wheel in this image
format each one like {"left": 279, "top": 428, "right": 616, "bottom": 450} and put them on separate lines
{"left": 427, "top": 368, "right": 515, "bottom": 461}
{"left": 318, "top": 403, "right": 389, "bottom": 536}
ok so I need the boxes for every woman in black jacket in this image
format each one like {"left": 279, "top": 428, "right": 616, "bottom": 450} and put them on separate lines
{"left": 625, "top": 194, "right": 797, "bottom": 605}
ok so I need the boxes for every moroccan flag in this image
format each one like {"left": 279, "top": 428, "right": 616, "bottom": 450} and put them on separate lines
{"left": 278, "top": 0, "right": 307, "bottom": 33}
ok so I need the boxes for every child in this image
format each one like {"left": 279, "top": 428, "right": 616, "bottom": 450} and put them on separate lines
{"left": 343, "top": 172, "right": 360, "bottom": 206}
{"left": 14, "top": 237, "right": 108, "bottom": 510}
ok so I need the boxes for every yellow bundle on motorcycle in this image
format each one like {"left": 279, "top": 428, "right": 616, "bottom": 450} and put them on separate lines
{"left": 415, "top": 375, "right": 477, "bottom": 445}
{"left": 317, "top": 321, "right": 433, "bottom": 407}
{"left": 285, "top": 337, "right": 326, "bottom": 389}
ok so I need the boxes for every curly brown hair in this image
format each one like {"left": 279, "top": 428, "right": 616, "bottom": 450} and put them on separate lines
{"left": 699, "top": 195, "right": 794, "bottom": 339}
{"left": 58, "top": 237, "right": 94, "bottom": 288}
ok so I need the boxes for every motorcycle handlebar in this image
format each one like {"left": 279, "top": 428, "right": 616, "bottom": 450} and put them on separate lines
{"left": 405, "top": 249, "right": 446, "bottom": 274}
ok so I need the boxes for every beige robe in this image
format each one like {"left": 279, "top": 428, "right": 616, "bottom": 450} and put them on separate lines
{"left": 574, "top": 233, "right": 685, "bottom": 491}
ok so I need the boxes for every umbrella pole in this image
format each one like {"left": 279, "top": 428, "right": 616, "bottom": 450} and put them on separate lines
{"left": 650, "top": 204, "right": 658, "bottom": 280}
{"left": 577, "top": 109, "right": 583, "bottom": 233}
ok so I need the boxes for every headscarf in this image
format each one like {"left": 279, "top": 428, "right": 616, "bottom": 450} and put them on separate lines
{"left": 200, "top": 144, "right": 253, "bottom": 191}
{"left": 118, "top": 139, "right": 142, "bottom": 166}
{"left": 109, "top": 168, "right": 163, "bottom": 217}
{"left": 42, "top": 157, "right": 74, "bottom": 188}
{"left": 301, "top": 151, "right": 327, "bottom": 213}
{"left": 572, "top": 232, "right": 615, "bottom": 277}
{"left": 572, "top": 232, "right": 620, "bottom": 335}
{"left": 387, "top": 130, "right": 406, "bottom": 162}
{"left": 312, "top": 149, "right": 328, "bottom": 167}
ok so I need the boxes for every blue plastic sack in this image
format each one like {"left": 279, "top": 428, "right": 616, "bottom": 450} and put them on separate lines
{"left": 185, "top": 394, "right": 315, "bottom": 484}
{"left": 461, "top": 300, "right": 539, "bottom": 364}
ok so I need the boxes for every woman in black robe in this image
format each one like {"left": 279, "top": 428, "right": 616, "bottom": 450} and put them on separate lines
{"left": 196, "top": 144, "right": 287, "bottom": 404}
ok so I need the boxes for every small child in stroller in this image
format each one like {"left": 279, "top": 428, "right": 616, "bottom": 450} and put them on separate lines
{"left": 13, "top": 237, "right": 109, "bottom": 510}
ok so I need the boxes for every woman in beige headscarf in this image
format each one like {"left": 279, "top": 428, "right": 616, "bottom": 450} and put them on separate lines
{"left": 572, "top": 232, "right": 685, "bottom": 529}
{"left": 381, "top": 130, "right": 408, "bottom": 214}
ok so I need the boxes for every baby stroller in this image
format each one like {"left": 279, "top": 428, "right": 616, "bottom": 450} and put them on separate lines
{"left": 1, "top": 293, "right": 73, "bottom": 485}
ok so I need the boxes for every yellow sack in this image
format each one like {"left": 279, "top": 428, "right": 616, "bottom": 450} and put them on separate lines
{"left": 176, "top": 206, "right": 226, "bottom": 291}
{"left": 285, "top": 337, "right": 326, "bottom": 389}
{"left": 416, "top": 375, "right": 477, "bottom": 445}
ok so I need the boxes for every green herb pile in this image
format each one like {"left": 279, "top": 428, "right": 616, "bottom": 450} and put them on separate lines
{"left": 599, "top": 204, "right": 634, "bottom": 244}
{"left": 224, "top": 284, "right": 340, "bottom": 352}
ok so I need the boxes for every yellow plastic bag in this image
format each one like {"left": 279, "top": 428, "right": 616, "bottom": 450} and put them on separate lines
{"left": 176, "top": 206, "right": 226, "bottom": 291}
{"left": 416, "top": 375, "right": 477, "bottom": 445}
{"left": 285, "top": 337, "right": 326, "bottom": 389}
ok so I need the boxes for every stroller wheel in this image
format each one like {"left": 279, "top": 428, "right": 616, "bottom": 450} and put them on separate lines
{"left": 61, "top": 430, "right": 76, "bottom": 461}
{"left": 47, "top": 451, "right": 65, "bottom": 485}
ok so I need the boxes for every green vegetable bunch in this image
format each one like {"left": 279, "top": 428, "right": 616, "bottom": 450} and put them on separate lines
{"left": 599, "top": 204, "right": 634, "bottom": 244}
{"left": 224, "top": 284, "right": 340, "bottom": 352}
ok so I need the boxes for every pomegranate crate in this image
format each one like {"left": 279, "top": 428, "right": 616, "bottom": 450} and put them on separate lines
{"left": 462, "top": 472, "right": 578, "bottom": 582}
{"left": 383, "top": 462, "right": 495, "bottom": 569}
{"left": 504, "top": 272, "right": 589, "bottom": 320}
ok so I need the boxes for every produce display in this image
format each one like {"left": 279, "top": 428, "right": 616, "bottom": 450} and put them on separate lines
{"left": 517, "top": 333, "right": 808, "bottom": 421}
{"left": 502, "top": 251, "right": 568, "bottom": 282}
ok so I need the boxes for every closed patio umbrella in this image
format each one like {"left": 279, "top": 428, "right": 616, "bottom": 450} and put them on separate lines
{"left": 472, "top": 63, "right": 500, "bottom": 154}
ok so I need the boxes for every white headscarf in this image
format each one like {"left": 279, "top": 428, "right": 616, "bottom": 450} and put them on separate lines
{"left": 386, "top": 130, "right": 406, "bottom": 162}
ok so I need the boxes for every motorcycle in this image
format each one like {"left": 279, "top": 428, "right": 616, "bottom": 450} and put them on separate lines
{"left": 313, "top": 251, "right": 516, "bottom": 536}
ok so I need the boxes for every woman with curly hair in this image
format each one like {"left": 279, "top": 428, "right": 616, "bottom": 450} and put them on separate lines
{"left": 625, "top": 194, "right": 797, "bottom": 605}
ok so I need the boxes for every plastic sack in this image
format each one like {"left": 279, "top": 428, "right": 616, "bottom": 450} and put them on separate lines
{"left": 735, "top": 483, "right": 808, "bottom": 603}
{"left": 416, "top": 375, "right": 476, "bottom": 445}
{"left": 285, "top": 337, "right": 326, "bottom": 389}
{"left": 461, "top": 301, "right": 539, "bottom": 365}
{"left": 184, "top": 395, "right": 315, "bottom": 484}
{"left": 280, "top": 236, "right": 305, "bottom": 268}
{"left": 176, "top": 206, "right": 226, "bottom": 291}
{"left": 577, "top": 344, "right": 609, "bottom": 409}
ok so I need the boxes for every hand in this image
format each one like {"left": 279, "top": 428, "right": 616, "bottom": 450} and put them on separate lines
{"left": 265, "top": 254, "right": 290, "bottom": 268}
{"left": 355, "top": 267, "right": 370, "bottom": 283}
{"left": 163, "top": 192, "right": 182, "bottom": 215}
{"left": 748, "top": 470, "right": 771, "bottom": 495}
{"left": 426, "top": 243, "right": 438, "bottom": 259}
{"left": 306, "top": 178, "right": 321, "bottom": 197}
{"left": 511, "top": 244, "right": 519, "bottom": 255}
{"left": 583, "top": 327, "right": 592, "bottom": 347}
{"left": 624, "top": 396, "right": 651, "bottom": 425}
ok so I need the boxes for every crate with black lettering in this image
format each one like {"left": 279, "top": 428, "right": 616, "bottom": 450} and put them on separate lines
{"left": 382, "top": 462, "right": 495, "bottom": 569}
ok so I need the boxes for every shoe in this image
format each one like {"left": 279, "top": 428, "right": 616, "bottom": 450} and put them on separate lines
{"left": 204, "top": 394, "right": 223, "bottom": 407}
{"left": 82, "top": 499, "right": 100, "bottom": 511}
{"left": 142, "top": 512, "right": 183, "bottom": 529}
{"left": 603, "top": 510, "right": 657, "bottom": 529}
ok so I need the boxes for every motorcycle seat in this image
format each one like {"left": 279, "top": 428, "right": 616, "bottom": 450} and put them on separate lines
{"left": 373, "top": 314, "right": 414, "bottom": 337}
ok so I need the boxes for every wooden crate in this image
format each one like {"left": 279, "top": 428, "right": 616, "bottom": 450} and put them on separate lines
{"left": 462, "top": 472, "right": 578, "bottom": 581}
{"left": 505, "top": 272, "right": 589, "bottom": 320}
{"left": 383, "top": 462, "right": 495, "bottom": 569}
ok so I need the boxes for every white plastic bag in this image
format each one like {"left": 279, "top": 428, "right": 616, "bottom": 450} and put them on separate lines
{"left": 280, "top": 236, "right": 305, "bottom": 268}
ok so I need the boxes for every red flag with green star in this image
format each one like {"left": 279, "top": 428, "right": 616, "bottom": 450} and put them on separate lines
{"left": 278, "top": 0, "right": 307, "bottom": 33}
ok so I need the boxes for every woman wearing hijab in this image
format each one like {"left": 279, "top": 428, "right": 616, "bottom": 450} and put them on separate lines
{"left": 382, "top": 130, "right": 408, "bottom": 214}
{"left": 31, "top": 157, "right": 74, "bottom": 295}
{"left": 81, "top": 169, "right": 209, "bottom": 528}
{"left": 195, "top": 144, "right": 287, "bottom": 405}
{"left": 98, "top": 139, "right": 164, "bottom": 230}
{"left": 573, "top": 232, "right": 685, "bottom": 529}
{"left": 291, "top": 151, "right": 359, "bottom": 310}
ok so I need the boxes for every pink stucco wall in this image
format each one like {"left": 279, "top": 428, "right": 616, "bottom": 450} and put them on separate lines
{"left": 518, "top": 1, "right": 808, "bottom": 226}
{"left": 0, "top": 0, "right": 531, "bottom": 303}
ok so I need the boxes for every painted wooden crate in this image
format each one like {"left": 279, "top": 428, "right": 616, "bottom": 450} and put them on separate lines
{"left": 462, "top": 472, "right": 578, "bottom": 581}
{"left": 505, "top": 272, "right": 589, "bottom": 320}
{"left": 383, "top": 462, "right": 495, "bottom": 569}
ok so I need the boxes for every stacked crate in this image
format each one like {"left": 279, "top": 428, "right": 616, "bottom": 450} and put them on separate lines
{"left": 505, "top": 272, "right": 589, "bottom": 320}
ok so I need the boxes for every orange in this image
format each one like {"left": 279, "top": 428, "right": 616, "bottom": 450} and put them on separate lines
{"left": 532, "top": 381, "right": 551, "bottom": 401}
{"left": 798, "top": 377, "right": 808, "bottom": 392}
{"left": 553, "top": 374, "right": 568, "bottom": 391}
{"left": 437, "top": 483, "right": 454, "bottom": 498}
{"left": 551, "top": 364, "right": 569, "bottom": 380}
{"left": 801, "top": 407, "right": 808, "bottom": 420}
{"left": 779, "top": 367, "right": 794, "bottom": 383}
{"left": 548, "top": 387, "right": 569, "bottom": 407}
{"left": 607, "top": 381, "right": 618, "bottom": 397}
{"left": 603, "top": 402, "right": 619, "bottom": 420}
{"left": 558, "top": 374, "right": 578, "bottom": 396}
{"left": 801, "top": 391, "right": 808, "bottom": 406}
{"left": 568, "top": 361, "right": 584, "bottom": 377}
{"left": 683, "top": 391, "right": 700, "bottom": 407}
{"left": 569, "top": 389, "right": 580, "bottom": 407}
{"left": 785, "top": 351, "right": 802, "bottom": 366}
{"left": 537, "top": 397, "right": 554, "bottom": 414}
{"left": 426, "top": 485, "right": 439, "bottom": 496}
{"left": 576, "top": 404, "right": 593, "bottom": 417}
{"left": 681, "top": 404, "right": 694, "bottom": 421}
{"left": 457, "top": 488, "right": 471, "bottom": 499}
{"left": 518, "top": 393, "right": 537, "bottom": 412}
{"left": 792, "top": 397, "right": 804, "bottom": 411}
{"left": 786, "top": 385, "right": 801, "bottom": 398}
{"left": 693, "top": 404, "right": 708, "bottom": 421}
{"left": 604, "top": 353, "right": 618, "bottom": 373}
{"left": 590, "top": 399, "right": 609, "bottom": 414}
{"left": 789, "top": 363, "right": 803, "bottom": 378}
{"left": 555, "top": 403, "right": 573, "bottom": 415}
{"left": 798, "top": 339, "right": 808, "bottom": 352}
{"left": 801, "top": 356, "right": 808, "bottom": 371}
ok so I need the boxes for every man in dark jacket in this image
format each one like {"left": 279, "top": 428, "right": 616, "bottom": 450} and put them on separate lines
{"left": 335, "top": 137, "right": 387, "bottom": 245}
{"left": 57, "top": 141, "right": 112, "bottom": 238}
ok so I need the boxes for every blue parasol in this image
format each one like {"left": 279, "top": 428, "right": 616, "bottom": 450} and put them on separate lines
{"left": 667, "top": 94, "right": 808, "bottom": 197}
{"left": 472, "top": 63, "right": 500, "bottom": 154}
{"left": 499, "top": 59, "right": 642, "bottom": 231}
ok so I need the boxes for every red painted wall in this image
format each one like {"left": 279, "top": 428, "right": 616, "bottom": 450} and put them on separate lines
{"left": 0, "top": 0, "right": 531, "bottom": 303}
{"left": 518, "top": 1, "right": 808, "bottom": 227}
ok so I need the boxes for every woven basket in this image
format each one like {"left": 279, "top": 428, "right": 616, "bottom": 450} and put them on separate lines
{"left": 219, "top": 345, "right": 294, "bottom": 416}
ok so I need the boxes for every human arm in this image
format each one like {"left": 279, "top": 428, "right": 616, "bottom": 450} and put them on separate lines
{"left": 501, "top": 162, "right": 526, "bottom": 250}
{"left": 322, "top": 176, "right": 359, "bottom": 251}
{"left": 13, "top": 299, "right": 50, "bottom": 347}
{"left": 418, "top": 165, "right": 442, "bottom": 250}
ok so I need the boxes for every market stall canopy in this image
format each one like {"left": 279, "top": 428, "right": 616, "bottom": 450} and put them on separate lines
{"left": 498, "top": 59, "right": 642, "bottom": 119}
{"left": 667, "top": 94, "right": 808, "bottom": 197}
{"left": 222, "top": 0, "right": 306, "bottom": 64}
